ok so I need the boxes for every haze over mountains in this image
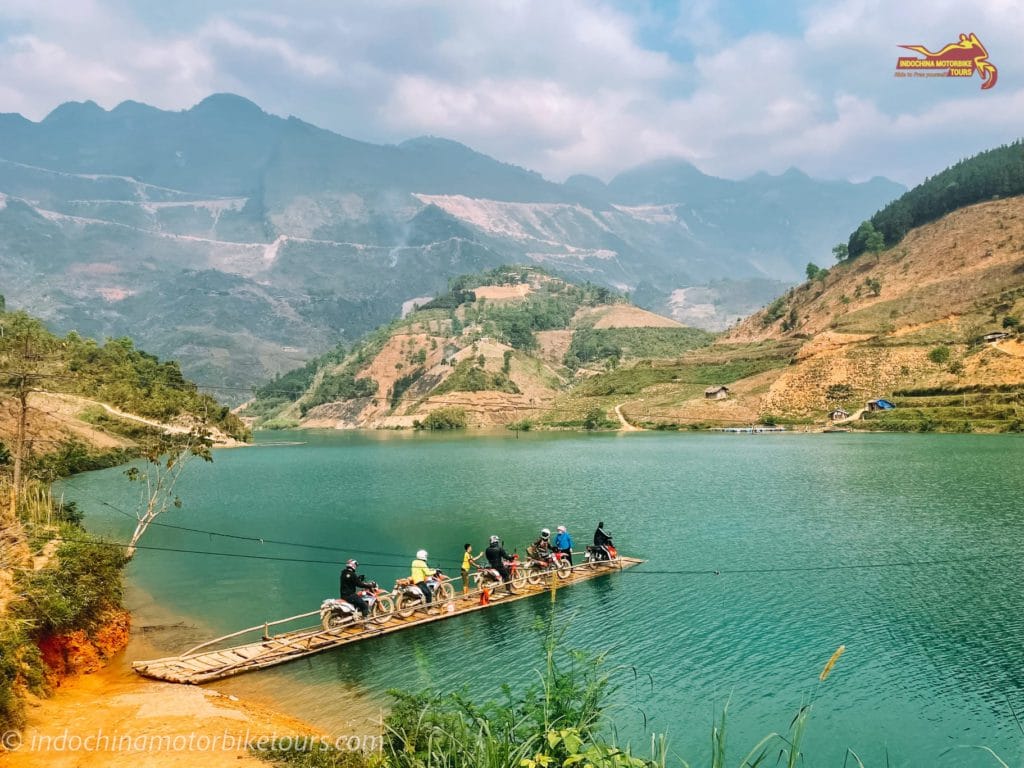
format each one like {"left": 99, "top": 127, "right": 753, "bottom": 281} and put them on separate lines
{"left": 0, "top": 94, "right": 903, "bottom": 397}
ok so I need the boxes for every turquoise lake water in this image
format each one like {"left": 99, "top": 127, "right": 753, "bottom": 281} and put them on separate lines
{"left": 62, "top": 430, "right": 1024, "bottom": 766}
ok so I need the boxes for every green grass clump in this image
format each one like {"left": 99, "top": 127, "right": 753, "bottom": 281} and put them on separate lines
{"left": 378, "top": 617, "right": 863, "bottom": 768}
{"left": 11, "top": 525, "right": 127, "bottom": 635}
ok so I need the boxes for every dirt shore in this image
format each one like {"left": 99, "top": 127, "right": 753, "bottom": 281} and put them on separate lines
{"left": 3, "top": 662, "right": 329, "bottom": 768}
{"left": 2, "top": 586, "right": 382, "bottom": 767}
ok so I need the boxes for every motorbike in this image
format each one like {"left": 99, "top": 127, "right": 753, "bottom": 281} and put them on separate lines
{"left": 320, "top": 584, "right": 394, "bottom": 630}
{"left": 473, "top": 554, "right": 526, "bottom": 592}
{"left": 524, "top": 549, "right": 572, "bottom": 584}
{"left": 583, "top": 541, "right": 618, "bottom": 567}
{"left": 392, "top": 569, "right": 455, "bottom": 618}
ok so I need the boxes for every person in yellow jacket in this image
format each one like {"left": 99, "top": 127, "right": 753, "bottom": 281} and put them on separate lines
{"left": 411, "top": 549, "right": 435, "bottom": 609}
{"left": 461, "top": 543, "right": 482, "bottom": 594}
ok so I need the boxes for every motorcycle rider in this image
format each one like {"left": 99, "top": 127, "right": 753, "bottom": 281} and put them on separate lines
{"left": 411, "top": 549, "right": 434, "bottom": 609}
{"left": 531, "top": 528, "right": 553, "bottom": 559}
{"left": 339, "top": 559, "right": 374, "bottom": 618}
{"left": 484, "top": 535, "right": 517, "bottom": 594}
{"left": 553, "top": 525, "right": 574, "bottom": 566}
{"left": 593, "top": 521, "right": 613, "bottom": 561}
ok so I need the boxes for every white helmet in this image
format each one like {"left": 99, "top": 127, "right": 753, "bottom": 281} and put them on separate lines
{"left": 489, "top": 535, "right": 500, "bottom": 544}
{"left": 540, "top": 528, "right": 550, "bottom": 539}
{"left": 416, "top": 549, "right": 428, "bottom": 560}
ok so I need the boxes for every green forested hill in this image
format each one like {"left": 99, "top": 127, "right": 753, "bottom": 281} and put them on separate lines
{"left": 0, "top": 306, "right": 250, "bottom": 449}
{"left": 849, "top": 140, "right": 1024, "bottom": 258}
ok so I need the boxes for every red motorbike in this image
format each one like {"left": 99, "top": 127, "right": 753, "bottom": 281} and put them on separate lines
{"left": 525, "top": 549, "right": 571, "bottom": 584}
{"left": 473, "top": 553, "right": 527, "bottom": 591}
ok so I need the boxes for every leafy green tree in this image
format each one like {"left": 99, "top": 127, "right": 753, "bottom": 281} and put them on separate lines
{"left": 583, "top": 407, "right": 607, "bottom": 430}
{"left": 832, "top": 243, "right": 849, "bottom": 262}
{"left": 865, "top": 229, "right": 885, "bottom": 254}
{"left": 1003, "top": 315, "right": 1019, "bottom": 330}
{"left": 805, "top": 262, "right": 822, "bottom": 280}
{"left": 850, "top": 221, "right": 884, "bottom": 257}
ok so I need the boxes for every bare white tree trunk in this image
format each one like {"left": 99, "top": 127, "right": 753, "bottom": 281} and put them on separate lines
{"left": 124, "top": 431, "right": 208, "bottom": 559}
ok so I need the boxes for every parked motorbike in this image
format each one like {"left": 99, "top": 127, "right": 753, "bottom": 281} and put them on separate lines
{"left": 473, "top": 554, "right": 526, "bottom": 592}
{"left": 524, "top": 549, "right": 572, "bottom": 584}
{"left": 583, "top": 542, "right": 618, "bottom": 567}
{"left": 392, "top": 569, "right": 455, "bottom": 618}
{"left": 320, "top": 584, "right": 394, "bottom": 630}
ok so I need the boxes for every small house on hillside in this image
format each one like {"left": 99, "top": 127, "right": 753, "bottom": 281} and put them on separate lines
{"left": 866, "top": 398, "right": 896, "bottom": 412}
{"left": 705, "top": 386, "right": 730, "bottom": 400}
{"left": 829, "top": 407, "right": 850, "bottom": 421}
{"left": 983, "top": 332, "right": 1010, "bottom": 343}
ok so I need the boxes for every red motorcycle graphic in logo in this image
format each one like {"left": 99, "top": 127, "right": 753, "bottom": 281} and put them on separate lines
{"left": 895, "top": 33, "right": 997, "bottom": 90}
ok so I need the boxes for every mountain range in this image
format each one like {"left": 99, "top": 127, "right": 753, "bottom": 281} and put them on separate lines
{"left": 0, "top": 94, "right": 904, "bottom": 398}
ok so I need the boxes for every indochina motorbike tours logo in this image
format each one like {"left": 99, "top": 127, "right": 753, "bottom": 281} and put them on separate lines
{"left": 894, "top": 33, "right": 997, "bottom": 89}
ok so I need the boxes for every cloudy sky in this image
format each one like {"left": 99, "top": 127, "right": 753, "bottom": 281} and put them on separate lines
{"left": 0, "top": 0, "right": 1021, "bottom": 186}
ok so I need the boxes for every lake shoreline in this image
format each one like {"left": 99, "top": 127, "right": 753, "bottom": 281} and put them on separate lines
{"left": 5, "top": 582, "right": 378, "bottom": 768}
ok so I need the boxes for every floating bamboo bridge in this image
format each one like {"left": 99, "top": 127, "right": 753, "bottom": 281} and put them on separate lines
{"left": 133, "top": 556, "right": 644, "bottom": 684}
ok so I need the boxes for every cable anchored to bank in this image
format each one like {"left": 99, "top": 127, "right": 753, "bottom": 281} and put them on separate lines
{"left": 57, "top": 477, "right": 465, "bottom": 566}
{"left": 45, "top": 535, "right": 396, "bottom": 568}
{"left": 43, "top": 528, "right": 1022, "bottom": 577}
{"left": 625, "top": 552, "right": 1022, "bottom": 576}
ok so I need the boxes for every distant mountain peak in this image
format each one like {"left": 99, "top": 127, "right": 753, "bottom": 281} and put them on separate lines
{"left": 190, "top": 93, "right": 267, "bottom": 118}
{"left": 634, "top": 157, "right": 707, "bottom": 176}
{"left": 43, "top": 100, "right": 106, "bottom": 124}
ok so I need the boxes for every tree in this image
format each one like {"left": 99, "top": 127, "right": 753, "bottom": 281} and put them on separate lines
{"left": 123, "top": 429, "right": 213, "bottom": 559}
{"left": 831, "top": 243, "right": 849, "bottom": 262}
{"left": 583, "top": 407, "right": 607, "bottom": 430}
{"left": 805, "top": 262, "right": 822, "bottom": 280}
{"left": 865, "top": 228, "right": 885, "bottom": 254}
{"left": 850, "top": 221, "right": 884, "bottom": 257}
{"left": 0, "top": 312, "right": 61, "bottom": 523}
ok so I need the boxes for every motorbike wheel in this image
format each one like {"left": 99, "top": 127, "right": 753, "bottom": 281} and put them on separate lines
{"left": 434, "top": 581, "right": 455, "bottom": 605}
{"left": 371, "top": 595, "right": 395, "bottom": 625}
{"left": 525, "top": 565, "right": 544, "bottom": 586}
{"left": 394, "top": 593, "right": 421, "bottom": 619}
{"left": 511, "top": 569, "right": 528, "bottom": 589}
{"left": 555, "top": 558, "right": 572, "bottom": 580}
{"left": 321, "top": 611, "right": 350, "bottom": 632}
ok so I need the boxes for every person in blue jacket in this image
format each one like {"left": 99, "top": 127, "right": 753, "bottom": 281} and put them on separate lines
{"left": 553, "top": 525, "right": 574, "bottom": 566}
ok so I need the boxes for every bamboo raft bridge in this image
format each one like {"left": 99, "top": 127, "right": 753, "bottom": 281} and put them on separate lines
{"left": 133, "top": 556, "right": 644, "bottom": 684}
